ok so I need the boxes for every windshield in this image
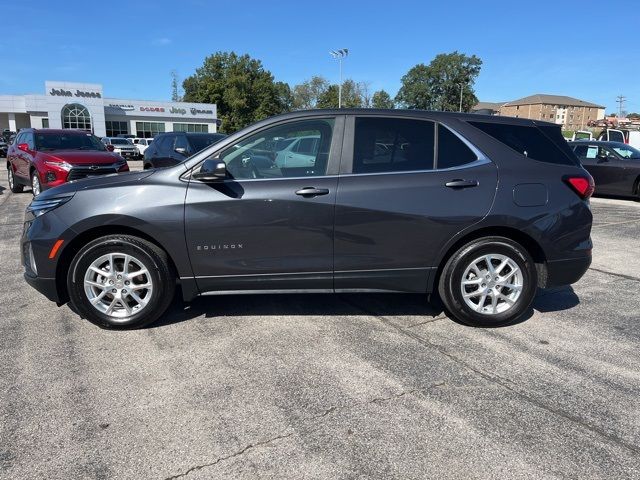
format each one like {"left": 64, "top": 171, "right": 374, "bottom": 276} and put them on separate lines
{"left": 35, "top": 133, "right": 107, "bottom": 151}
{"left": 612, "top": 145, "right": 640, "bottom": 159}
{"left": 187, "top": 134, "right": 226, "bottom": 153}
{"left": 110, "top": 138, "right": 131, "bottom": 145}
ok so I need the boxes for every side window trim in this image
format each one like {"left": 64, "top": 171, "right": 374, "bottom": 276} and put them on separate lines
{"left": 342, "top": 116, "right": 486, "bottom": 175}
{"left": 184, "top": 115, "right": 346, "bottom": 181}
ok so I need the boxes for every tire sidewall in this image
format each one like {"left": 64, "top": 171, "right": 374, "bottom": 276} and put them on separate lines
{"left": 67, "top": 237, "right": 171, "bottom": 329}
{"left": 31, "top": 172, "right": 40, "bottom": 197}
{"left": 440, "top": 238, "right": 537, "bottom": 327}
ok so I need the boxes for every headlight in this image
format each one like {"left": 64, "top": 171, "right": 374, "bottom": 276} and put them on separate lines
{"left": 26, "top": 194, "right": 74, "bottom": 217}
{"left": 44, "top": 160, "right": 73, "bottom": 171}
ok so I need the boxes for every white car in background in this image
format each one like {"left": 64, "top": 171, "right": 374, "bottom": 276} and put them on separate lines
{"left": 274, "top": 135, "right": 320, "bottom": 168}
{"left": 133, "top": 138, "right": 153, "bottom": 158}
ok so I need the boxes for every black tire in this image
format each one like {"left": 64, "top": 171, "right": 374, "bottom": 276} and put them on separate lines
{"left": 143, "top": 163, "right": 152, "bottom": 170}
{"left": 67, "top": 235, "right": 176, "bottom": 329}
{"left": 7, "top": 167, "right": 24, "bottom": 193}
{"left": 438, "top": 236, "right": 537, "bottom": 327}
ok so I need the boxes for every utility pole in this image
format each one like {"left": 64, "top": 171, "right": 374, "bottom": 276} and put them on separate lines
{"left": 616, "top": 95, "right": 626, "bottom": 118}
{"left": 330, "top": 49, "right": 349, "bottom": 108}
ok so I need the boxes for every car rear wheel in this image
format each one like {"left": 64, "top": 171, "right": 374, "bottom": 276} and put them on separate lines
{"left": 67, "top": 235, "right": 176, "bottom": 329}
{"left": 8, "top": 167, "right": 23, "bottom": 193}
{"left": 31, "top": 171, "right": 41, "bottom": 197}
{"left": 438, "top": 237, "right": 537, "bottom": 327}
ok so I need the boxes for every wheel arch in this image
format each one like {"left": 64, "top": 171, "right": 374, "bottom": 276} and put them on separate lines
{"left": 54, "top": 225, "right": 180, "bottom": 304}
{"left": 430, "top": 226, "right": 548, "bottom": 294}
{"left": 633, "top": 175, "right": 640, "bottom": 195}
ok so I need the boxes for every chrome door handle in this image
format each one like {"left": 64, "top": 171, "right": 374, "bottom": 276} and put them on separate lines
{"left": 295, "top": 187, "right": 330, "bottom": 197}
{"left": 445, "top": 179, "right": 479, "bottom": 188}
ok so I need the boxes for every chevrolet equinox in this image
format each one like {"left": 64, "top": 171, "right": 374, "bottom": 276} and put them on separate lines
{"left": 21, "top": 110, "right": 594, "bottom": 329}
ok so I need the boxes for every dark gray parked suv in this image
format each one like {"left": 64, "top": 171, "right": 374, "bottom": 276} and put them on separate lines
{"left": 21, "top": 109, "right": 594, "bottom": 329}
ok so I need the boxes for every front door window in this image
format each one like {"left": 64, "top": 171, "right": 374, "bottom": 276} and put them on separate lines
{"left": 216, "top": 119, "right": 334, "bottom": 179}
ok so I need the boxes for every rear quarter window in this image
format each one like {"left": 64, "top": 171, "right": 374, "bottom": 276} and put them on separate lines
{"left": 468, "top": 121, "right": 579, "bottom": 166}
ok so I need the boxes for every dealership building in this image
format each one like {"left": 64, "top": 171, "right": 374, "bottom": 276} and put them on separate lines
{"left": 0, "top": 81, "right": 219, "bottom": 138}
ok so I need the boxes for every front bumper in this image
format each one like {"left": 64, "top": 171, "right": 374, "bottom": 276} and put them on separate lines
{"left": 23, "top": 273, "right": 60, "bottom": 303}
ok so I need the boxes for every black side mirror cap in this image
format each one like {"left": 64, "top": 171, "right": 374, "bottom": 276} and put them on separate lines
{"left": 192, "top": 159, "right": 227, "bottom": 182}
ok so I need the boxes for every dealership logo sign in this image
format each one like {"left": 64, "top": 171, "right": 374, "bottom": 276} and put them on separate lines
{"left": 190, "top": 107, "right": 213, "bottom": 115}
{"left": 49, "top": 88, "right": 101, "bottom": 98}
{"left": 140, "top": 106, "right": 166, "bottom": 112}
{"left": 109, "top": 103, "right": 135, "bottom": 111}
{"left": 169, "top": 107, "right": 187, "bottom": 115}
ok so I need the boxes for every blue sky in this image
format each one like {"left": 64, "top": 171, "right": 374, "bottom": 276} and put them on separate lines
{"left": 3, "top": 0, "right": 639, "bottom": 113}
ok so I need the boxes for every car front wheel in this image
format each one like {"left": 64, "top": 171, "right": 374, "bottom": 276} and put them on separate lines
{"left": 31, "top": 171, "right": 41, "bottom": 197}
{"left": 438, "top": 237, "right": 537, "bottom": 327}
{"left": 67, "top": 235, "right": 176, "bottom": 329}
{"left": 8, "top": 167, "right": 24, "bottom": 193}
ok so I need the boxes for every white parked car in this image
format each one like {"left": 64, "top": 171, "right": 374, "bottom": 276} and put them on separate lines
{"left": 274, "top": 135, "right": 320, "bottom": 168}
{"left": 101, "top": 137, "right": 139, "bottom": 158}
{"left": 133, "top": 138, "right": 153, "bottom": 157}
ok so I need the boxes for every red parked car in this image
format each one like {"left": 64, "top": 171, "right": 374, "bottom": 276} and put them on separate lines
{"left": 6, "top": 129, "right": 129, "bottom": 196}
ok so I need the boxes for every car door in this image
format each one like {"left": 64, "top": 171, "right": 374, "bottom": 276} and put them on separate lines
{"left": 334, "top": 115, "right": 498, "bottom": 293}
{"left": 7, "top": 132, "right": 23, "bottom": 180}
{"left": 152, "top": 135, "right": 174, "bottom": 167}
{"left": 606, "top": 144, "right": 640, "bottom": 195}
{"left": 588, "top": 145, "right": 620, "bottom": 195}
{"left": 17, "top": 132, "right": 36, "bottom": 180}
{"left": 184, "top": 115, "right": 343, "bottom": 293}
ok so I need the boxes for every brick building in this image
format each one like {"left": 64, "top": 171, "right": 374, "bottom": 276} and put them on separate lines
{"left": 473, "top": 94, "right": 606, "bottom": 130}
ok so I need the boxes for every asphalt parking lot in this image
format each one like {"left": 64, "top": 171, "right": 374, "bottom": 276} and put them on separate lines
{"left": 1, "top": 166, "right": 639, "bottom": 479}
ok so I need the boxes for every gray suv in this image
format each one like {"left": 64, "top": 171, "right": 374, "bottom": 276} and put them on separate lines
{"left": 21, "top": 110, "right": 593, "bottom": 329}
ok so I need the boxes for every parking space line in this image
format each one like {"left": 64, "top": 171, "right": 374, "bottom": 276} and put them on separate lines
{"left": 592, "top": 218, "right": 640, "bottom": 228}
{"left": 340, "top": 297, "right": 640, "bottom": 456}
{"left": 589, "top": 267, "right": 640, "bottom": 282}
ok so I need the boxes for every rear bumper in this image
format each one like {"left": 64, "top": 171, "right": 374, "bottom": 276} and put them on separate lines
{"left": 543, "top": 255, "right": 592, "bottom": 288}
{"left": 24, "top": 273, "right": 60, "bottom": 303}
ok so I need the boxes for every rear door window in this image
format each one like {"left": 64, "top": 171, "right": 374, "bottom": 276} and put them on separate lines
{"left": 468, "top": 121, "right": 579, "bottom": 165}
{"left": 608, "top": 130, "right": 625, "bottom": 142}
{"left": 353, "top": 118, "right": 435, "bottom": 174}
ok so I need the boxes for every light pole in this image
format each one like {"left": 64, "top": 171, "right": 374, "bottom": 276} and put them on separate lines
{"left": 330, "top": 49, "right": 349, "bottom": 108}
{"left": 459, "top": 83, "right": 464, "bottom": 112}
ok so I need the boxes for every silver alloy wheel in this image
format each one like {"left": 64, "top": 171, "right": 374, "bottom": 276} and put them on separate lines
{"left": 8, "top": 169, "right": 14, "bottom": 190}
{"left": 31, "top": 174, "right": 41, "bottom": 196}
{"left": 460, "top": 253, "right": 523, "bottom": 315}
{"left": 83, "top": 252, "right": 153, "bottom": 321}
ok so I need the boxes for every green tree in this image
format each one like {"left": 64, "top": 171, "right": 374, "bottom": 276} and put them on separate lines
{"left": 275, "top": 81, "right": 293, "bottom": 112}
{"left": 628, "top": 112, "right": 640, "bottom": 119}
{"left": 371, "top": 90, "right": 394, "bottom": 109}
{"left": 316, "top": 79, "right": 364, "bottom": 109}
{"left": 395, "top": 51, "right": 482, "bottom": 112}
{"left": 182, "top": 51, "right": 287, "bottom": 133}
{"left": 292, "top": 76, "right": 330, "bottom": 110}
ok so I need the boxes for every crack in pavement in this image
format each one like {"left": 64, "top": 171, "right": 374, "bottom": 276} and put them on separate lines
{"left": 163, "top": 431, "right": 296, "bottom": 480}
{"left": 163, "top": 383, "right": 445, "bottom": 479}
{"left": 340, "top": 298, "right": 640, "bottom": 457}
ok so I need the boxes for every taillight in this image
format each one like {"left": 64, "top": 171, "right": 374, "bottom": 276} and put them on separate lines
{"left": 564, "top": 175, "right": 595, "bottom": 200}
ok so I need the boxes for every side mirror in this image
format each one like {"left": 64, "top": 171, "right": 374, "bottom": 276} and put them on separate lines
{"left": 175, "top": 147, "right": 188, "bottom": 156}
{"left": 18, "top": 143, "right": 30, "bottom": 153}
{"left": 105, "top": 144, "right": 115, "bottom": 152}
{"left": 192, "top": 159, "right": 227, "bottom": 182}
